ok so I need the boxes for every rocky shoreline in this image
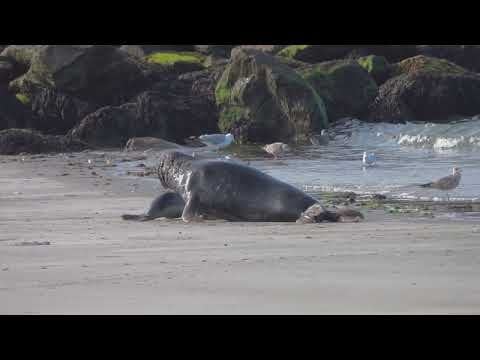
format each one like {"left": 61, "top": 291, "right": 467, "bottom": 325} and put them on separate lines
{"left": 2, "top": 44, "right": 480, "bottom": 155}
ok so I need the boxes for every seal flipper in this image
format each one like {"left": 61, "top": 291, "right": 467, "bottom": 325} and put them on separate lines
{"left": 122, "top": 192, "right": 185, "bottom": 222}
{"left": 122, "top": 214, "right": 153, "bottom": 222}
{"left": 146, "top": 192, "right": 185, "bottom": 219}
{"left": 182, "top": 192, "right": 203, "bottom": 223}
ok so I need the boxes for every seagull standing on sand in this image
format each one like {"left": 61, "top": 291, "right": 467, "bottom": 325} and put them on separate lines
{"left": 198, "top": 133, "right": 235, "bottom": 149}
{"left": 263, "top": 142, "right": 290, "bottom": 159}
{"left": 362, "top": 151, "right": 376, "bottom": 167}
{"left": 419, "top": 167, "right": 462, "bottom": 201}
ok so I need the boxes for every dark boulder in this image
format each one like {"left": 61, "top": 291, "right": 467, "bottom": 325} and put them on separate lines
{"left": 135, "top": 90, "right": 219, "bottom": 143}
{"left": 0, "top": 128, "right": 86, "bottom": 155}
{"left": 416, "top": 45, "right": 480, "bottom": 73}
{"left": 277, "top": 45, "right": 358, "bottom": 63}
{"left": 278, "top": 45, "right": 418, "bottom": 63}
{"left": 26, "top": 84, "right": 98, "bottom": 134}
{"left": 178, "top": 64, "right": 227, "bottom": 101}
{"left": 357, "top": 45, "right": 418, "bottom": 62}
{"left": 234, "top": 45, "right": 287, "bottom": 54}
{"left": 0, "top": 86, "right": 34, "bottom": 130}
{"left": 299, "top": 59, "right": 378, "bottom": 121}
{"left": 0, "top": 56, "right": 18, "bottom": 83}
{"left": 70, "top": 87, "right": 219, "bottom": 147}
{"left": 194, "top": 45, "right": 236, "bottom": 58}
{"left": 68, "top": 103, "right": 138, "bottom": 147}
{"left": 367, "top": 55, "right": 480, "bottom": 123}
{"left": 357, "top": 55, "right": 392, "bottom": 85}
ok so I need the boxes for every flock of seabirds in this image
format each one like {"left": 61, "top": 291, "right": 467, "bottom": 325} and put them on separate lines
{"left": 122, "top": 130, "right": 462, "bottom": 225}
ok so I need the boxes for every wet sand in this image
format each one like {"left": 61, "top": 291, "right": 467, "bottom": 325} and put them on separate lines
{"left": 1, "top": 153, "right": 480, "bottom": 314}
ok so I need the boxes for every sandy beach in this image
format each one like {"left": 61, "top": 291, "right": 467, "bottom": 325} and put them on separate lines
{"left": 1, "top": 152, "right": 479, "bottom": 314}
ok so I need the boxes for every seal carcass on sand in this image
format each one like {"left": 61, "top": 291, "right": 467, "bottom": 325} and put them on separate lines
{"left": 123, "top": 151, "right": 363, "bottom": 223}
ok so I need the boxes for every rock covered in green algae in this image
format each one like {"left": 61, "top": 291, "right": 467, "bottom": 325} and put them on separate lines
{"left": 277, "top": 45, "right": 357, "bottom": 63}
{"left": 299, "top": 59, "right": 378, "bottom": 122}
{"left": 145, "top": 51, "right": 206, "bottom": 74}
{"left": 215, "top": 47, "right": 328, "bottom": 144}
{"left": 357, "top": 55, "right": 391, "bottom": 85}
{"left": 119, "top": 45, "right": 195, "bottom": 58}
{"left": 8, "top": 45, "right": 153, "bottom": 107}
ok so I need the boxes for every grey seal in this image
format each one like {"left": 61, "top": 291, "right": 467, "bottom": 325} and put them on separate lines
{"left": 144, "top": 150, "right": 363, "bottom": 223}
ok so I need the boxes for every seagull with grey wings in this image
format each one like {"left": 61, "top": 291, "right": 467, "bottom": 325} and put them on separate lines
{"left": 419, "top": 167, "right": 462, "bottom": 201}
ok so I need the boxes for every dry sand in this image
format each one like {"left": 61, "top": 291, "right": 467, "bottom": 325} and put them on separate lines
{"left": 1, "top": 152, "right": 479, "bottom": 314}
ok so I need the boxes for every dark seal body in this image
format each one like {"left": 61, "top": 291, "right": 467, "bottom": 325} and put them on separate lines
{"left": 122, "top": 191, "right": 185, "bottom": 221}
{"left": 157, "top": 151, "right": 329, "bottom": 222}
{"left": 123, "top": 151, "right": 364, "bottom": 223}
{"left": 183, "top": 160, "right": 318, "bottom": 221}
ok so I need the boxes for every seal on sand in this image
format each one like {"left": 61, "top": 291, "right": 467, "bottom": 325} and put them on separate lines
{"left": 151, "top": 151, "right": 363, "bottom": 223}
{"left": 122, "top": 191, "right": 185, "bottom": 221}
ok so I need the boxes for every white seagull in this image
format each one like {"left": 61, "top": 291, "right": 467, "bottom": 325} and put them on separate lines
{"left": 362, "top": 151, "right": 376, "bottom": 167}
{"left": 198, "top": 133, "right": 235, "bottom": 149}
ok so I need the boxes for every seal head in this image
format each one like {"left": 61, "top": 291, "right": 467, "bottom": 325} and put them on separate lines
{"left": 157, "top": 151, "right": 194, "bottom": 194}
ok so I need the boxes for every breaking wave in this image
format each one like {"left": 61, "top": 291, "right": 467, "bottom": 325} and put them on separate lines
{"left": 331, "top": 116, "right": 480, "bottom": 151}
